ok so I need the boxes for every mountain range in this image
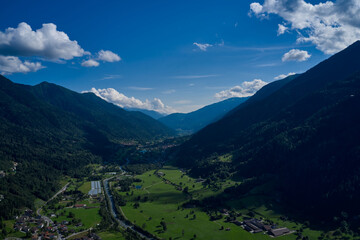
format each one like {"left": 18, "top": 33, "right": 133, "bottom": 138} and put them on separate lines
{"left": 125, "top": 108, "right": 167, "bottom": 120}
{"left": 174, "top": 41, "right": 360, "bottom": 221}
{"left": 0, "top": 76, "right": 173, "bottom": 218}
{"left": 159, "top": 97, "right": 249, "bottom": 134}
{"left": 2, "top": 40, "right": 360, "bottom": 227}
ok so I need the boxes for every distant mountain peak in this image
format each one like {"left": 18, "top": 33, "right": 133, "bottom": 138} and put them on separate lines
{"left": 159, "top": 97, "right": 249, "bottom": 134}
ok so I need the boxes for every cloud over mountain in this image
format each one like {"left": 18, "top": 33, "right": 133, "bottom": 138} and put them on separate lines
{"left": 250, "top": 0, "right": 360, "bottom": 54}
{"left": 84, "top": 88, "right": 175, "bottom": 114}
{"left": 282, "top": 49, "right": 311, "bottom": 62}
{"left": 215, "top": 79, "right": 268, "bottom": 99}
{"left": 274, "top": 72, "right": 296, "bottom": 80}
{"left": 0, "top": 56, "right": 44, "bottom": 74}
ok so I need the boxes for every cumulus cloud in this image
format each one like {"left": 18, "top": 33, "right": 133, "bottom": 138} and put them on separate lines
{"left": 282, "top": 49, "right": 311, "bottom": 62}
{"left": 0, "top": 22, "right": 85, "bottom": 60}
{"left": 81, "top": 50, "right": 121, "bottom": 68}
{"left": 0, "top": 56, "right": 44, "bottom": 74}
{"left": 215, "top": 79, "right": 268, "bottom": 100}
{"left": 193, "top": 42, "right": 213, "bottom": 51}
{"left": 83, "top": 88, "right": 175, "bottom": 114}
{"left": 274, "top": 72, "right": 296, "bottom": 80}
{"left": 0, "top": 22, "right": 121, "bottom": 72}
{"left": 277, "top": 24, "right": 288, "bottom": 35}
{"left": 81, "top": 59, "right": 99, "bottom": 67}
{"left": 249, "top": 0, "right": 360, "bottom": 54}
{"left": 97, "top": 50, "right": 121, "bottom": 62}
{"left": 250, "top": 2, "right": 264, "bottom": 15}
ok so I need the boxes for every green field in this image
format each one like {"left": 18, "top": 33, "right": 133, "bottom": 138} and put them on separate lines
{"left": 3, "top": 220, "right": 26, "bottom": 238}
{"left": 34, "top": 198, "right": 45, "bottom": 209}
{"left": 98, "top": 231, "right": 126, "bottom": 240}
{"left": 78, "top": 181, "right": 91, "bottom": 194}
{"left": 115, "top": 167, "right": 313, "bottom": 240}
{"left": 52, "top": 207, "right": 102, "bottom": 229}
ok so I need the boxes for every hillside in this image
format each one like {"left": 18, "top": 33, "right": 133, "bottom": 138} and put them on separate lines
{"left": 174, "top": 41, "right": 360, "bottom": 222}
{"left": 159, "top": 97, "right": 249, "bottom": 134}
{"left": 29, "top": 81, "right": 173, "bottom": 141}
{"left": 0, "top": 76, "right": 173, "bottom": 219}
{"left": 125, "top": 108, "right": 167, "bottom": 119}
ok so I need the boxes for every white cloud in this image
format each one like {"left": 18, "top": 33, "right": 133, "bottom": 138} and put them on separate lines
{"left": 97, "top": 50, "right": 121, "bottom": 62}
{"left": 0, "top": 22, "right": 85, "bottom": 61}
{"left": 249, "top": 0, "right": 360, "bottom": 54}
{"left": 83, "top": 88, "right": 175, "bottom": 114}
{"left": 215, "top": 79, "right": 268, "bottom": 100}
{"left": 193, "top": 42, "right": 213, "bottom": 51}
{"left": 282, "top": 49, "right": 311, "bottom": 62}
{"left": 81, "top": 50, "right": 121, "bottom": 68}
{"left": 274, "top": 72, "right": 296, "bottom": 80}
{"left": 250, "top": 2, "right": 264, "bottom": 15}
{"left": 81, "top": 59, "right": 99, "bottom": 67}
{"left": 277, "top": 24, "right": 288, "bottom": 35}
{"left": 0, "top": 56, "right": 44, "bottom": 74}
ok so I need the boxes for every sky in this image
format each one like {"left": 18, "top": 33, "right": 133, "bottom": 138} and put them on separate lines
{"left": 1, "top": 0, "right": 360, "bottom": 113}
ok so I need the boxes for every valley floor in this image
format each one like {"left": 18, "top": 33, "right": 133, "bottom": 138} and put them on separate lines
{"left": 3, "top": 164, "right": 358, "bottom": 240}
{"left": 112, "top": 166, "right": 324, "bottom": 240}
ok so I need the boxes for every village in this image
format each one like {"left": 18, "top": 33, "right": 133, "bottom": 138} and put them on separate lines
{"left": 14, "top": 209, "right": 68, "bottom": 240}
{"left": 9, "top": 177, "right": 107, "bottom": 240}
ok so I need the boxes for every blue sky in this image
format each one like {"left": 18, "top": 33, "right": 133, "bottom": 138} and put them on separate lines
{"left": 1, "top": 0, "right": 359, "bottom": 113}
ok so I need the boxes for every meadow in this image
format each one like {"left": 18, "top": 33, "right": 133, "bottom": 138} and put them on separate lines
{"left": 115, "top": 166, "right": 317, "bottom": 240}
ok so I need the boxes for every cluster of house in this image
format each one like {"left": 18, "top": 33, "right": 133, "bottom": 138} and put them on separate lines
{"left": 236, "top": 218, "right": 293, "bottom": 237}
{"left": 14, "top": 210, "right": 76, "bottom": 240}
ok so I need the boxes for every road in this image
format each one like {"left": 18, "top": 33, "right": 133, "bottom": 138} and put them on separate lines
{"left": 103, "top": 160, "right": 155, "bottom": 240}
{"left": 36, "top": 182, "right": 70, "bottom": 216}
{"left": 65, "top": 228, "right": 92, "bottom": 239}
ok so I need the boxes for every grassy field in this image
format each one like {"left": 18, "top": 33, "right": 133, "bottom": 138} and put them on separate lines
{"left": 97, "top": 231, "right": 126, "bottom": 240}
{"left": 34, "top": 198, "right": 45, "bottom": 209}
{"left": 116, "top": 167, "right": 306, "bottom": 240}
{"left": 78, "top": 181, "right": 91, "bottom": 194}
{"left": 52, "top": 207, "right": 102, "bottom": 229}
{"left": 4, "top": 220, "right": 26, "bottom": 238}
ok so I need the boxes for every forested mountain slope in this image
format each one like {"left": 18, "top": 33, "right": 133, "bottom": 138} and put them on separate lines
{"left": 174, "top": 41, "right": 360, "bottom": 221}
{"left": 0, "top": 76, "right": 173, "bottom": 218}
